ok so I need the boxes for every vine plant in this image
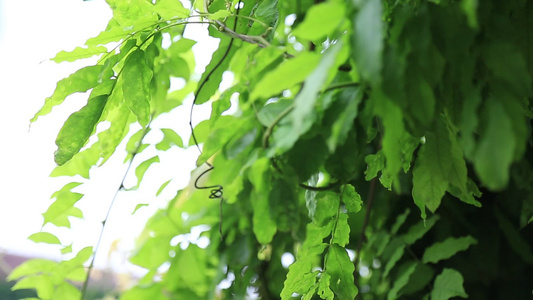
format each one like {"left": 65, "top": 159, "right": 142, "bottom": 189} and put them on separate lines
{"left": 8, "top": 0, "right": 533, "bottom": 299}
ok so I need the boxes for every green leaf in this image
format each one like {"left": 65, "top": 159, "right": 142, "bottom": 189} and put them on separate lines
{"left": 364, "top": 151, "right": 385, "bottom": 181}
{"left": 107, "top": 0, "right": 158, "bottom": 29}
{"left": 42, "top": 182, "right": 84, "bottom": 228}
{"left": 122, "top": 50, "right": 154, "bottom": 127}
{"left": 198, "top": 117, "right": 250, "bottom": 165}
{"left": 54, "top": 95, "right": 107, "bottom": 165}
{"left": 61, "top": 244, "right": 73, "bottom": 255}
{"left": 167, "top": 245, "right": 210, "bottom": 295}
{"left": 7, "top": 259, "right": 58, "bottom": 281}
{"left": 353, "top": 0, "right": 384, "bottom": 85}
{"left": 445, "top": 118, "right": 481, "bottom": 207}
{"left": 474, "top": 99, "right": 515, "bottom": 191}
{"left": 132, "top": 156, "right": 160, "bottom": 189}
{"left": 12, "top": 275, "right": 54, "bottom": 299}
{"left": 326, "top": 245, "right": 358, "bottom": 300}
{"left": 154, "top": 0, "right": 189, "bottom": 19}
{"left": 383, "top": 242, "right": 405, "bottom": 278}
{"left": 248, "top": 158, "right": 277, "bottom": 244}
{"left": 28, "top": 232, "right": 61, "bottom": 245}
{"left": 373, "top": 95, "right": 405, "bottom": 190}
{"left": 461, "top": 0, "right": 478, "bottom": 28}
{"left": 482, "top": 42, "right": 532, "bottom": 97}
{"left": 156, "top": 179, "right": 172, "bottom": 196}
{"left": 194, "top": 36, "right": 237, "bottom": 104}
{"left": 51, "top": 46, "right": 108, "bottom": 63}
{"left": 50, "top": 141, "right": 100, "bottom": 178}
{"left": 341, "top": 184, "right": 362, "bottom": 213}
{"left": 130, "top": 236, "right": 171, "bottom": 269}
{"left": 412, "top": 122, "right": 452, "bottom": 216}
{"left": 332, "top": 213, "right": 350, "bottom": 247}
{"left": 188, "top": 119, "right": 210, "bottom": 146}
{"left": 251, "top": 52, "right": 321, "bottom": 101}
{"left": 387, "top": 261, "right": 417, "bottom": 300}
{"left": 422, "top": 236, "right": 478, "bottom": 264}
{"left": 31, "top": 65, "right": 106, "bottom": 123}
{"left": 403, "top": 214, "right": 440, "bottom": 245}
{"left": 272, "top": 41, "right": 344, "bottom": 153}
{"left": 208, "top": 10, "right": 231, "bottom": 20}
{"left": 100, "top": 103, "right": 133, "bottom": 163}
{"left": 292, "top": 2, "right": 345, "bottom": 41}
{"left": 52, "top": 282, "right": 81, "bottom": 300}
{"left": 120, "top": 283, "right": 165, "bottom": 300}
{"left": 431, "top": 269, "right": 468, "bottom": 300}
{"left": 287, "top": 136, "right": 329, "bottom": 182}
{"left": 133, "top": 203, "right": 149, "bottom": 214}
{"left": 495, "top": 209, "right": 533, "bottom": 264}
{"left": 326, "top": 87, "right": 363, "bottom": 152}
{"left": 317, "top": 272, "right": 334, "bottom": 300}
{"left": 126, "top": 128, "right": 150, "bottom": 154}
{"left": 391, "top": 208, "right": 411, "bottom": 235}
{"left": 313, "top": 192, "right": 339, "bottom": 226}
{"left": 281, "top": 223, "right": 330, "bottom": 299}
{"left": 156, "top": 128, "right": 183, "bottom": 151}
{"left": 257, "top": 99, "right": 293, "bottom": 127}
{"left": 85, "top": 23, "right": 133, "bottom": 46}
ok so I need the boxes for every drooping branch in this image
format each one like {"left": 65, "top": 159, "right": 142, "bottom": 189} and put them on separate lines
{"left": 80, "top": 119, "right": 152, "bottom": 300}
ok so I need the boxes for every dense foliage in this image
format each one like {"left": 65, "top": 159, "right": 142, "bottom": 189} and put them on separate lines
{"left": 9, "top": 0, "right": 533, "bottom": 299}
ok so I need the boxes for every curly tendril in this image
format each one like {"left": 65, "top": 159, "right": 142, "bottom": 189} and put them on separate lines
{"left": 188, "top": 1, "right": 243, "bottom": 240}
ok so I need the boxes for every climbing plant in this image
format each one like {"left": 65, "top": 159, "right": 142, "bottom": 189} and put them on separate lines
{"left": 8, "top": 0, "right": 533, "bottom": 299}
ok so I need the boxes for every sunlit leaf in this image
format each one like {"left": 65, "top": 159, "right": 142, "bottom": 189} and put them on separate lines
{"left": 326, "top": 245, "right": 358, "bottom": 299}
{"left": 132, "top": 156, "right": 160, "bottom": 189}
{"left": 31, "top": 65, "right": 106, "bottom": 123}
{"left": 341, "top": 184, "right": 362, "bottom": 213}
{"left": 194, "top": 36, "right": 237, "bottom": 104}
{"left": 156, "top": 179, "right": 172, "bottom": 196}
{"left": 122, "top": 50, "right": 154, "bottom": 127}
{"left": 52, "top": 282, "right": 81, "bottom": 300}
{"left": 54, "top": 95, "right": 107, "bottom": 165}
{"left": 272, "top": 41, "right": 343, "bottom": 153}
{"left": 281, "top": 223, "right": 329, "bottom": 299}
{"left": 11, "top": 275, "right": 54, "bottom": 299}
{"left": 208, "top": 10, "right": 231, "bottom": 20}
{"left": 154, "top": 0, "right": 189, "bottom": 19}
{"left": 156, "top": 128, "right": 183, "bottom": 151}
{"left": 292, "top": 2, "right": 345, "bottom": 41}
{"left": 51, "top": 45, "right": 108, "bottom": 63}
{"left": 42, "top": 182, "right": 84, "bottom": 228}
{"left": 317, "top": 272, "right": 334, "bottom": 300}
{"left": 28, "top": 232, "right": 61, "bottom": 245}
{"left": 130, "top": 236, "right": 171, "bottom": 269}
{"left": 133, "top": 203, "right": 149, "bottom": 214}
{"left": 332, "top": 213, "right": 350, "bottom": 247}
{"left": 7, "top": 259, "right": 58, "bottom": 281}
{"left": 251, "top": 52, "right": 320, "bottom": 101}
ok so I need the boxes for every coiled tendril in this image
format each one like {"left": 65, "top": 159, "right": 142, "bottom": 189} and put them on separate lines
{"left": 188, "top": 1, "right": 242, "bottom": 240}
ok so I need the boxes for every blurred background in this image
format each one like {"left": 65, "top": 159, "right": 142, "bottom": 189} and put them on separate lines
{"left": 0, "top": 0, "right": 221, "bottom": 298}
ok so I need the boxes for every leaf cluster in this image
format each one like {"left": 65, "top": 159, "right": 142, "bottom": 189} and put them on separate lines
{"left": 10, "top": 0, "right": 533, "bottom": 299}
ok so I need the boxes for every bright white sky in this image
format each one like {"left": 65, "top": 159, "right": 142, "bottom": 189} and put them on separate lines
{"left": 0, "top": 0, "right": 220, "bottom": 274}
